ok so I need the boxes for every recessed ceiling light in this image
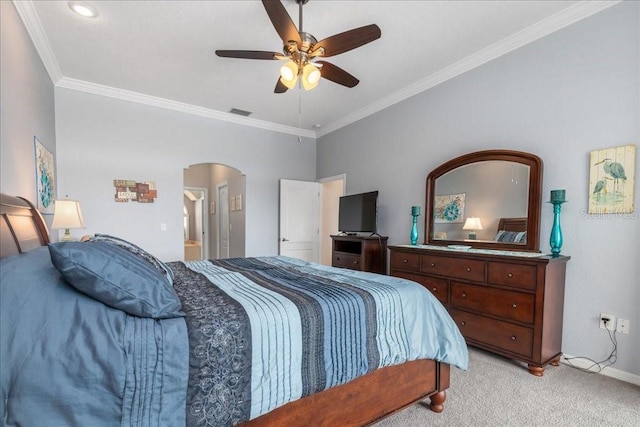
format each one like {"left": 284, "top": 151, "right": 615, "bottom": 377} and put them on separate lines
{"left": 68, "top": 1, "right": 99, "bottom": 18}
{"left": 313, "top": 124, "right": 322, "bottom": 129}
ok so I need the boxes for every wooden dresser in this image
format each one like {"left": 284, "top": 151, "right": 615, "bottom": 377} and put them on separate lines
{"left": 331, "top": 235, "right": 388, "bottom": 274}
{"left": 389, "top": 245, "right": 569, "bottom": 376}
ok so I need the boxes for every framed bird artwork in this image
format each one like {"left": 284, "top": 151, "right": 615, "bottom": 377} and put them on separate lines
{"left": 588, "top": 144, "right": 636, "bottom": 214}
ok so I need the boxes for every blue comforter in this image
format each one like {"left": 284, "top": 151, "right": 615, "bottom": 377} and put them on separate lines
{"left": 1, "top": 250, "right": 467, "bottom": 426}
{"left": 172, "top": 256, "right": 468, "bottom": 426}
{"left": 1, "top": 247, "right": 189, "bottom": 426}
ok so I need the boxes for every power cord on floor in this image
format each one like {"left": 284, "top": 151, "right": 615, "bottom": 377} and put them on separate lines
{"left": 561, "top": 325, "right": 618, "bottom": 374}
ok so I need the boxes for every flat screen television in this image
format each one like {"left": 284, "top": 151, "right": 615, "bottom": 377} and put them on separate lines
{"left": 338, "top": 191, "right": 378, "bottom": 234}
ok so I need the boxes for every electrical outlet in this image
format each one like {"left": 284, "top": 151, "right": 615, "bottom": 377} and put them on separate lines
{"left": 616, "top": 318, "right": 630, "bottom": 335}
{"left": 600, "top": 313, "right": 615, "bottom": 331}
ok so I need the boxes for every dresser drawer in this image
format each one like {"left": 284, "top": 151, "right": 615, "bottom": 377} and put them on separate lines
{"left": 333, "top": 253, "right": 361, "bottom": 270}
{"left": 421, "top": 255, "right": 485, "bottom": 282}
{"left": 390, "top": 251, "right": 420, "bottom": 271}
{"left": 451, "top": 309, "right": 533, "bottom": 358}
{"left": 450, "top": 282, "right": 534, "bottom": 324}
{"left": 393, "top": 271, "right": 448, "bottom": 305}
{"left": 488, "top": 262, "right": 537, "bottom": 290}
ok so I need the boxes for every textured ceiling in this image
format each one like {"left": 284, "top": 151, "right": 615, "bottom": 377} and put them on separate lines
{"left": 17, "top": 0, "right": 618, "bottom": 136}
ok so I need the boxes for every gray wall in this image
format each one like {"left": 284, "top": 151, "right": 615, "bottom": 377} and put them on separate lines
{"left": 54, "top": 88, "right": 316, "bottom": 261}
{"left": 317, "top": 2, "right": 639, "bottom": 376}
{"left": 0, "top": 1, "right": 56, "bottom": 213}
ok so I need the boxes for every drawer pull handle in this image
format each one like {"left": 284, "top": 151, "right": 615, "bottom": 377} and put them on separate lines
{"left": 465, "top": 267, "right": 471, "bottom": 272}
{"left": 507, "top": 272, "right": 514, "bottom": 278}
{"left": 430, "top": 263, "right": 436, "bottom": 268}
{"left": 461, "top": 321, "right": 466, "bottom": 326}
{"left": 512, "top": 303, "right": 517, "bottom": 309}
{"left": 353, "top": 261, "right": 358, "bottom": 265}
{"left": 511, "top": 335, "right": 517, "bottom": 341}
{"left": 461, "top": 293, "right": 467, "bottom": 298}
{"left": 432, "top": 287, "right": 437, "bottom": 292}
{"left": 336, "top": 257, "right": 340, "bottom": 261}
{"left": 403, "top": 259, "right": 408, "bottom": 263}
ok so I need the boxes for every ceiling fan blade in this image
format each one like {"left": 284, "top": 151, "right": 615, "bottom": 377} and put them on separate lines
{"left": 274, "top": 78, "right": 288, "bottom": 93}
{"left": 262, "top": 0, "right": 301, "bottom": 47}
{"left": 313, "top": 24, "right": 381, "bottom": 57}
{"left": 316, "top": 61, "right": 359, "bottom": 88}
{"left": 215, "top": 50, "right": 281, "bottom": 60}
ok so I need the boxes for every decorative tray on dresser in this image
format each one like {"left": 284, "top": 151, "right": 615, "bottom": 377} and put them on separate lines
{"left": 390, "top": 245, "right": 569, "bottom": 376}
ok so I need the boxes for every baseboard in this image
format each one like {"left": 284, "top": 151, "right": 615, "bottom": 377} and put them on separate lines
{"left": 561, "top": 353, "right": 640, "bottom": 386}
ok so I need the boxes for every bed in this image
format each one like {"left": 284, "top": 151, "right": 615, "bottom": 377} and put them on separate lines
{"left": 494, "top": 217, "right": 528, "bottom": 244}
{"left": 1, "top": 193, "right": 468, "bottom": 426}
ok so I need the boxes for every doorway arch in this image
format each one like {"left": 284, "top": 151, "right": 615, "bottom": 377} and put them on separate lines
{"left": 184, "top": 163, "right": 246, "bottom": 260}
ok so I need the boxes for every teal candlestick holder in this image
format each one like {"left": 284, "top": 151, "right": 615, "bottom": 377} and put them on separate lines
{"left": 549, "top": 199, "right": 566, "bottom": 257}
{"left": 410, "top": 206, "right": 421, "bottom": 245}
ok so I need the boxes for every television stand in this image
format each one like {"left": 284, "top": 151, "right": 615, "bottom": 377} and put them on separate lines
{"left": 330, "top": 234, "right": 388, "bottom": 274}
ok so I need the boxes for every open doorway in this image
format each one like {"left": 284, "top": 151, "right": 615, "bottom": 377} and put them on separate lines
{"left": 320, "top": 175, "right": 345, "bottom": 265}
{"left": 183, "top": 188, "right": 208, "bottom": 261}
{"left": 184, "top": 163, "right": 246, "bottom": 260}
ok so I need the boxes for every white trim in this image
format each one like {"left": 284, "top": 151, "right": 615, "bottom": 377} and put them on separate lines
{"left": 12, "top": 0, "right": 62, "bottom": 84}
{"left": 314, "top": 0, "right": 622, "bottom": 137}
{"left": 55, "top": 77, "right": 316, "bottom": 139}
{"left": 561, "top": 353, "right": 640, "bottom": 386}
{"left": 16, "top": 0, "right": 620, "bottom": 138}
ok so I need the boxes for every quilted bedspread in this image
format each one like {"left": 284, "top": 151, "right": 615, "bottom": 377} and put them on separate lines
{"left": 170, "top": 256, "right": 468, "bottom": 426}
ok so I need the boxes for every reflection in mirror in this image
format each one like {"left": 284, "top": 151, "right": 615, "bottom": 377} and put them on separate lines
{"left": 425, "top": 150, "right": 543, "bottom": 252}
{"left": 433, "top": 161, "right": 530, "bottom": 242}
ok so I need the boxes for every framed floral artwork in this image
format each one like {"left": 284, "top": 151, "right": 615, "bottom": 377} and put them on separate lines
{"left": 434, "top": 193, "right": 466, "bottom": 223}
{"left": 34, "top": 137, "right": 55, "bottom": 214}
{"left": 588, "top": 144, "right": 635, "bottom": 214}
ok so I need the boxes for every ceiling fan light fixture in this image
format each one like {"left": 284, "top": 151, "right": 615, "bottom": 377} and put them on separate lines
{"left": 302, "top": 63, "right": 321, "bottom": 90}
{"left": 280, "top": 61, "right": 298, "bottom": 89}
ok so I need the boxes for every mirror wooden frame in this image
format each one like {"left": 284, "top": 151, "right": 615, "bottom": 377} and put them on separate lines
{"left": 425, "top": 150, "right": 543, "bottom": 252}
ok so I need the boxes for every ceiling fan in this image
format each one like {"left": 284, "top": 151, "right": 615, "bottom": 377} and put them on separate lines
{"left": 215, "top": 0, "right": 381, "bottom": 93}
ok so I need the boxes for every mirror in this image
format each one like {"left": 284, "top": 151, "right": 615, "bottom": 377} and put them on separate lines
{"left": 425, "top": 150, "right": 543, "bottom": 252}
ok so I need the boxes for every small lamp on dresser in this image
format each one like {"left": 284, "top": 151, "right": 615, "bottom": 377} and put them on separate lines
{"left": 51, "top": 198, "right": 85, "bottom": 241}
{"left": 462, "top": 217, "right": 483, "bottom": 240}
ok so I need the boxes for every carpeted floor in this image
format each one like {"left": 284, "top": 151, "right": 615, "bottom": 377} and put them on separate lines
{"left": 374, "top": 348, "right": 640, "bottom": 426}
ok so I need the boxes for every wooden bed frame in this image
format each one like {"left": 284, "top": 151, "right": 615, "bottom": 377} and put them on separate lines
{"left": 0, "top": 193, "right": 452, "bottom": 426}
{"left": 497, "top": 217, "right": 528, "bottom": 233}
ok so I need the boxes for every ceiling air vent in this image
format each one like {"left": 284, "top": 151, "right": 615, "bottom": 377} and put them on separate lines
{"left": 229, "top": 108, "right": 252, "bottom": 117}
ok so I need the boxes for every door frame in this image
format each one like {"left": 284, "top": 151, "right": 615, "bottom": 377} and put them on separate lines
{"left": 183, "top": 186, "right": 209, "bottom": 260}
{"left": 216, "top": 181, "right": 230, "bottom": 259}
{"left": 318, "top": 174, "right": 346, "bottom": 265}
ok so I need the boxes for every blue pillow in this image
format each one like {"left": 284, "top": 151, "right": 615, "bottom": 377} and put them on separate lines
{"left": 49, "top": 241, "right": 183, "bottom": 319}
{"left": 89, "top": 234, "right": 175, "bottom": 285}
{"left": 494, "top": 230, "right": 527, "bottom": 243}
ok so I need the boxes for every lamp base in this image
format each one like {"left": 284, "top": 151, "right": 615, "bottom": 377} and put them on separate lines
{"left": 468, "top": 232, "right": 477, "bottom": 240}
{"left": 60, "top": 229, "right": 74, "bottom": 241}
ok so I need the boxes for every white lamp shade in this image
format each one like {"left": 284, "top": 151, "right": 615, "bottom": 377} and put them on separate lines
{"left": 463, "top": 217, "right": 483, "bottom": 231}
{"left": 52, "top": 200, "right": 85, "bottom": 230}
{"left": 280, "top": 61, "right": 298, "bottom": 89}
{"left": 302, "top": 63, "right": 321, "bottom": 90}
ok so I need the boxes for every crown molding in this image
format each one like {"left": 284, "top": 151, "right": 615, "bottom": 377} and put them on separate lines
{"left": 56, "top": 77, "right": 316, "bottom": 138}
{"left": 316, "top": 0, "right": 621, "bottom": 137}
{"left": 16, "top": 0, "right": 620, "bottom": 139}
{"left": 12, "top": 0, "right": 62, "bottom": 84}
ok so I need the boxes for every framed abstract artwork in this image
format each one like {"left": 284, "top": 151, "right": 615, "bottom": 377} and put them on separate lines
{"left": 34, "top": 137, "right": 55, "bottom": 214}
{"left": 588, "top": 144, "right": 635, "bottom": 214}
{"left": 434, "top": 193, "right": 466, "bottom": 223}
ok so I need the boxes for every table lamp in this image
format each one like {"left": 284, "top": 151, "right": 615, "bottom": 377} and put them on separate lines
{"left": 51, "top": 198, "right": 85, "bottom": 241}
{"left": 463, "top": 217, "right": 483, "bottom": 240}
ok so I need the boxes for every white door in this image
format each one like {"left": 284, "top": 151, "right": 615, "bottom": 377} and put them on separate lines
{"left": 217, "top": 182, "right": 230, "bottom": 259}
{"left": 279, "top": 179, "right": 321, "bottom": 262}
